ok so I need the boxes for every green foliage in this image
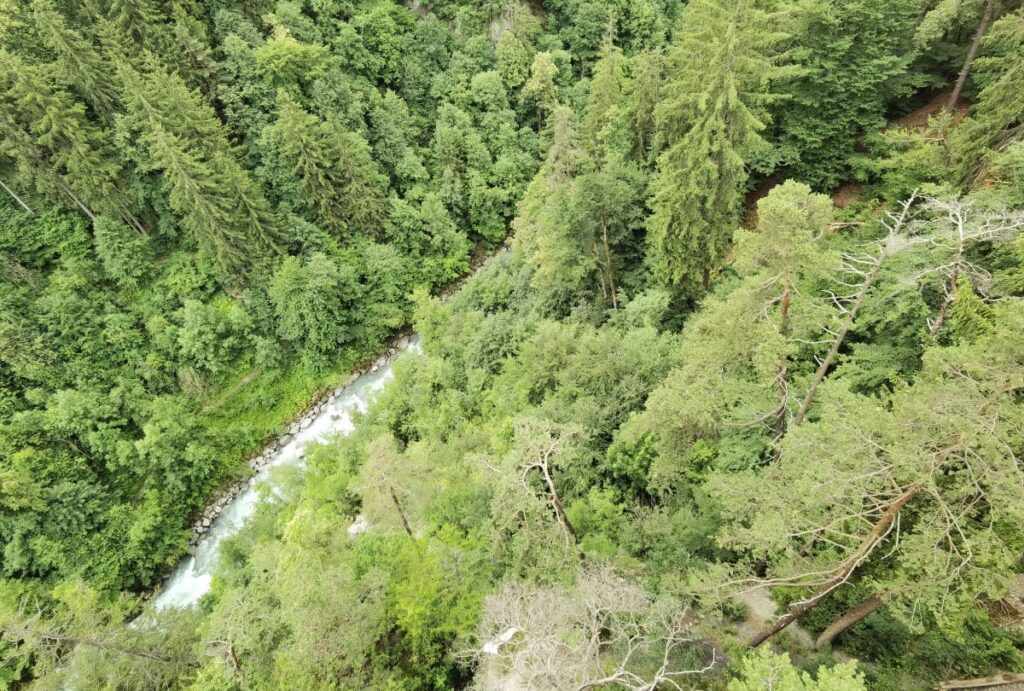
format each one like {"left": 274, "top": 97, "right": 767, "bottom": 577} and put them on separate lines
{"left": 953, "top": 9, "right": 1024, "bottom": 182}
{"left": 2, "top": 0, "right": 1023, "bottom": 688}
{"left": 647, "top": 0, "right": 791, "bottom": 300}
{"left": 728, "top": 648, "right": 866, "bottom": 690}
{"left": 93, "top": 216, "right": 152, "bottom": 289}
{"left": 268, "top": 253, "right": 357, "bottom": 362}
{"left": 262, "top": 93, "right": 389, "bottom": 240}
{"left": 774, "top": 0, "right": 921, "bottom": 191}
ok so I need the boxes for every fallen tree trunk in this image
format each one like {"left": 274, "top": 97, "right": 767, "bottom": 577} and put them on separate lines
{"left": 938, "top": 673, "right": 1024, "bottom": 690}
{"left": 748, "top": 484, "right": 920, "bottom": 647}
{"left": 947, "top": 0, "right": 996, "bottom": 112}
{"left": 814, "top": 594, "right": 888, "bottom": 649}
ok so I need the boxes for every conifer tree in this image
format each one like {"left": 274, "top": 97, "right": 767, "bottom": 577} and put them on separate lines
{"left": 710, "top": 300, "right": 1024, "bottom": 645}
{"left": 521, "top": 51, "right": 560, "bottom": 131}
{"left": 144, "top": 124, "right": 282, "bottom": 275}
{"left": 117, "top": 54, "right": 225, "bottom": 153}
{"left": 513, "top": 106, "right": 589, "bottom": 310}
{"left": 106, "top": 0, "right": 165, "bottom": 51}
{"left": 264, "top": 93, "right": 388, "bottom": 240}
{"left": 916, "top": 0, "right": 1020, "bottom": 110}
{"left": 947, "top": 276, "right": 995, "bottom": 342}
{"left": 0, "top": 49, "right": 132, "bottom": 223}
{"left": 777, "top": 0, "right": 919, "bottom": 190}
{"left": 580, "top": 18, "right": 627, "bottom": 160}
{"left": 953, "top": 8, "right": 1024, "bottom": 181}
{"left": 31, "top": 0, "right": 119, "bottom": 118}
{"left": 633, "top": 182, "right": 833, "bottom": 474}
{"left": 626, "top": 50, "right": 663, "bottom": 163}
{"left": 646, "top": 0, "right": 789, "bottom": 300}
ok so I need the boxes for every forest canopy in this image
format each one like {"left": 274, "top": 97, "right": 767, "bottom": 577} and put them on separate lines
{"left": 1, "top": 0, "right": 1024, "bottom": 689}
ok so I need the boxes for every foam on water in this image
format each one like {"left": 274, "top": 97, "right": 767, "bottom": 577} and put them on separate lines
{"left": 153, "top": 336, "right": 420, "bottom": 609}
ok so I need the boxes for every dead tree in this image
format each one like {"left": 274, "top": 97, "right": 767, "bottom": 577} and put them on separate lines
{"left": 794, "top": 193, "right": 920, "bottom": 426}
{"left": 814, "top": 594, "right": 889, "bottom": 649}
{"left": 513, "top": 418, "right": 580, "bottom": 544}
{"left": 748, "top": 483, "right": 921, "bottom": 647}
{"left": 472, "top": 566, "right": 717, "bottom": 690}
{"left": 919, "top": 197, "right": 1024, "bottom": 339}
{"left": 0, "top": 177, "right": 33, "bottom": 214}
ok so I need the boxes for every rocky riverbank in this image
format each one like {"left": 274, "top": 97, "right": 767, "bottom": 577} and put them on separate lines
{"left": 184, "top": 333, "right": 413, "bottom": 551}
{"left": 182, "top": 241, "right": 509, "bottom": 554}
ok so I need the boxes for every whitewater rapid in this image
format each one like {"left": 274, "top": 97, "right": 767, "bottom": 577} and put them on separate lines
{"left": 153, "top": 336, "right": 420, "bottom": 609}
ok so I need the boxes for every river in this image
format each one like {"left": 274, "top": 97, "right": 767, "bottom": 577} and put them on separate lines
{"left": 153, "top": 336, "right": 421, "bottom": 610}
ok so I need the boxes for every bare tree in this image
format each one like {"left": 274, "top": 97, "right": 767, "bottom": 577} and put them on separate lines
{"left": 794, "top": 193, "right": 1024, "bottom": 425}
{"left": 794, "top": 193, "right": 921, "bottom": 426}
{"left": 470, "top": 566, "right": 717, "bottom": 690}
{"left": 512, "top": 418, "right": 581, "bottom": 544}
{"left": 916, "top": 196, "right": 1024, "bottom": 339}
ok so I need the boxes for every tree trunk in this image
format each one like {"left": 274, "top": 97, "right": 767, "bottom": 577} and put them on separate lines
{"left": 772, "top": 280, "right": 793, "bottom": 441}
{"left": 931, "top": 235, "right": 966, "bottom": 341}
{"left": 947, "top": 0, "right": 996, "bottom": 112}
{"left": 125, "top": 212, "right": 149, "bottom": 236}
{"left": 793, "top": 261, "right": 880, "bottom": 426}
{"left": 542, "top": 467, "right": 577, "bottom": 542}
{"left": 814, "top": 595, "right": 887, "bottom": 649}
{"left": 601, "top": 219, "right": 618, "bottom": 310}
{"left": 388, "top": 484, "right": 414, "bottom": 537}
{"left": 0, "top": 178, "right": 33, "bottom": 214}
{"left": 1, "top": 626, "right": 179, "bottom": 664}
{"left": 63, "top": 187, "right": 97, "bottom": 221}
{"left": 938, "top": 673, "right": 1024, "bottom": 690}
{"left": 748, "top": 484, "right": 920, "bottom": 647}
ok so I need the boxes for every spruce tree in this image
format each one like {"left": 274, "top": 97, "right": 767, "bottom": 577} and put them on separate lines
{"left": 626, "top": 50, "right": 663, "bottom": 164}
{"left": 580, "top": 19, "right": 627, "bottom": 160}
{"left": 106, "top": 0, "right": 165, "bottom": 51}
{"left": 117, "top": 54, "right": 225, "bottom": 152}
{"left": 953, "top": 9, "right": 1024, "bottom": 181}
{"left": 512, "top": 106, "right": 589, "bottom": 311}
{"left": 646, "top": 0, "right": 789, "bottom": 301}
{"left": 776, "top": 0, "right": 919, "bottom": 190}
{"left": 144, "top": 124, "right": 281, "bottom": 276}
{"left": 31, "top": 0, "right": 119, "bottom": 118}
{"left": 265, "top": 93, "right": 388, "bottom": 240}
{"left": 0, "top": 49, "right": 132, "bottom": 222}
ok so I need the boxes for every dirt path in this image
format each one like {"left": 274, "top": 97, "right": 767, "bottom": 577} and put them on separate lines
{"left": 733, "top": 586, "right": 816, "bottom": 649}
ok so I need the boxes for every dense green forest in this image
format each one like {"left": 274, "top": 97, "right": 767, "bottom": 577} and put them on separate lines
{"left": 1, "top": 0, "right": 1024, "bottom": 687}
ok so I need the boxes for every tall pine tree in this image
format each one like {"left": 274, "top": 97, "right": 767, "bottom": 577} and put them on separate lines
{"left": 31, "top": 0, "right": 120, "bottom": 118}
{"left": 0, "top": 49, "right": 133, "bottom": 223}
{"left": 263, "top": 93, "right": 388, "bottom": 240}
{"left": 144, "top": 123, "right": 282, "bottom": 276}
{"left": 646, "top": 0, "right": 789, "bottom": 301}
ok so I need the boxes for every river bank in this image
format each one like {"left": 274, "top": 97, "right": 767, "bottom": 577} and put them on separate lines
{"left": 155, "top": 242, "right": 510, "bottom": 606}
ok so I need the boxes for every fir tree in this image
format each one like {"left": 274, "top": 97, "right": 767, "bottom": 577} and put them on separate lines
{"left": 646, "top": 0, "right": 789, "bottom": 301}
{"left": 265, "top": 93, "right": 388, "bottom": 240}
{"left": 953, "top": 8, "right": 1024, "bottom": 181}
{"left": 106, "top": 0, "right": 165, "bottom": 51}
{"left": 580, "top": 18, "right": 627, "bottom": 160}
{"left": 0, "top": 49, "right": 132, "bottom": 223}
{"left": 31, "top": 0, "right": 119, "bottom": 118}
{"left": 144, "top": 124, "right": 281, "bottom": 276}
